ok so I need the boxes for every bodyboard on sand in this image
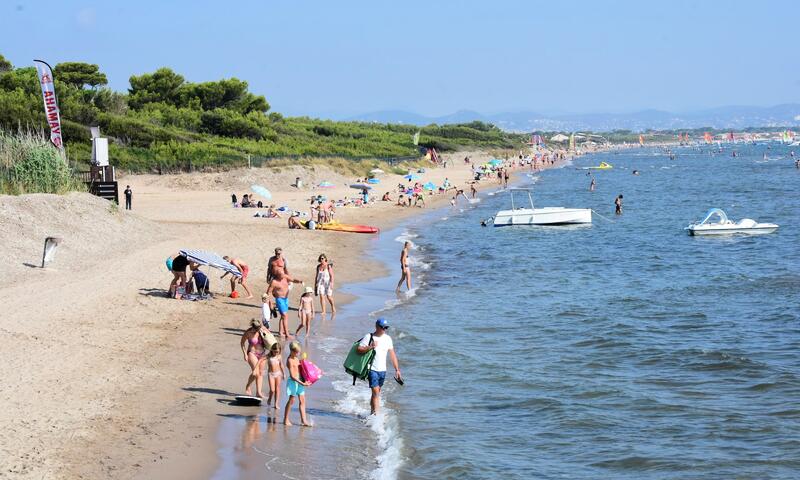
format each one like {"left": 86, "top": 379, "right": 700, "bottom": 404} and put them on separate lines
{"left": 234, "top": 395, "right": 263, "bottom": 406}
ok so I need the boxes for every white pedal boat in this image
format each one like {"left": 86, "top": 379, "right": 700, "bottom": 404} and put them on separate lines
{"left": 494, "top": 189, "right": 592, "bottom": 226}
{"left": 686, "top": 208, "right": 778, "bottom": 236}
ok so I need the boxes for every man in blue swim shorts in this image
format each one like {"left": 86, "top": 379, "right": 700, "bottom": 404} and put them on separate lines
{"left": 357, "top": 318, "right": 402, "bottom": 415}
{"left": 266, "top": 270, "right": 304, "bottom": 339}
{"left": 275, "top": 296, "right": 289, "bottom": 315}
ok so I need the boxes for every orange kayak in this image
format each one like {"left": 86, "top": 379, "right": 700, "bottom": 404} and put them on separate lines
{"left": 317, "top": 222, "right": 379, "bottom": 234}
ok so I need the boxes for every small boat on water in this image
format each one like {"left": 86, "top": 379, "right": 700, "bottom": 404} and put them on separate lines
{"left": 493, "top": 188, "right": 592, "bottom": 226}
{"left": 685, "top": 208, "right": 778, "bottom": 236}
{"left": 586, "top": 162, "right": 613, "bottom": 170}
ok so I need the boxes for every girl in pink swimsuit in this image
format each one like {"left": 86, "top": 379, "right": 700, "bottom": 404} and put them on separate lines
{"left": 266, "top": 343, "right": 285, "bottom": 409}
{"left": 295, "top": 286, "right": 316, "bottom": 337}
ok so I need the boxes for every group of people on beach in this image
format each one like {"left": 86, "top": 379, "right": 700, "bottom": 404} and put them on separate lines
{"left": 178, "top": 149, "right": 587, "bottom": 430}
{"left": 167, "top": 252, "right": 249, "bottom": 298}
{"left": 231, "top": 192, "right": 267, "bottom": 209}
{"left": 234, "top": 247, "right": 333, "bottom": 425}
{"left": 240, "top": 320, "right": 314, "bottom": 426}
{"left": 232, "top": 243, "right": 406, "bottom": 425}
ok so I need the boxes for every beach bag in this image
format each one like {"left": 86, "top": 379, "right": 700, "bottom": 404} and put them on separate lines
{"left": 259, "top": 328, "right": 277, "bottom": 349}
{"left": 299, "top": 359, "right": 323, "bottom": 385}
{"left": 343, "top": 334, "right": 375, "bottom": 385}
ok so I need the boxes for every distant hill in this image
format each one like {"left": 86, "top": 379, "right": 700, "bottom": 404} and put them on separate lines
{"left": 348, "top": 104, "right": 800, "bottom": 132}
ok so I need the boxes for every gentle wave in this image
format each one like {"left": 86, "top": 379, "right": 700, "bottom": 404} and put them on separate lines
{"left": 331, "top": 379, "right": 404, "bottom": 480}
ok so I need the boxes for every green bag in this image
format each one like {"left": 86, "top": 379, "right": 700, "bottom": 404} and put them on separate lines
{"left": 343, "top": 334, "right": 375, "bottom": 385}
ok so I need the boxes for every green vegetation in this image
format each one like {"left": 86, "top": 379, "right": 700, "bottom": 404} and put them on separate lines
{"left": 0, "top": 54, "right": 524, "bottom": 174}
{"left": 0, "top": 129, "right": 84, "bottom": 195}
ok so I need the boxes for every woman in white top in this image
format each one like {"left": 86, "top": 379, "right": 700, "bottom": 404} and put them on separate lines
{"left": 315, "top": 254, "right": 336, "bottom": 315}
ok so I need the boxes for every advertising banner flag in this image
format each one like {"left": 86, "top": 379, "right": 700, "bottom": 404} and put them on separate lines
{"left": 34, "top": 59, "right": 64, "bottom": 149}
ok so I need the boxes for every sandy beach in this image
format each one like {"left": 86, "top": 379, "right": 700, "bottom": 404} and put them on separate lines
{"left": 1, "top": 149, "right": 563, "bottom": 479}
{"left": 2, "top": 3, "right": 794, "bottom": 477}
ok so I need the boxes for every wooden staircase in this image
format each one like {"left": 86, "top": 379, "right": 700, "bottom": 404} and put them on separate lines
{"left": 87, "top": 180, "right": 118, "bottom": 203}
{"left": 81, "top": 165, "right": 119, "bottom": 204}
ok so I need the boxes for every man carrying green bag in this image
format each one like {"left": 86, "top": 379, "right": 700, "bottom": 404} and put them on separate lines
{"left": 346, "top": 318, "right": 401, "bottom": 415}
{"left": 343, "top": 332, "right": 375, "bottom": 385}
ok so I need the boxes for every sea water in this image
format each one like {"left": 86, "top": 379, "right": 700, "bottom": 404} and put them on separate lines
{"left": 212, "top": 143, "right": 800, "bottom": 479}
{"left": 379, "top": 144, "right": 800, "bottom": 479}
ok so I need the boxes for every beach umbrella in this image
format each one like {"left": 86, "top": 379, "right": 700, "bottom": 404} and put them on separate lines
{"left": 489, "top": 159, "right": 503, "bottom": 167}
{"left": 318, "top": 181, "right": 335, "bottom": 188}
{"left": 350, "top": 183, "right": 373, "bottom": 190}
{"left": 369, "top": 168, "right": 385, "bottom": 175}
{"left": 250, "top": 184, "right": 272, "bottom": 200}
{"left": 179, "top": 249, "right": 241, "bottom": 277}
{"left": 423, "top": 181, "right": 436, "bottom": 191}
{"left": 404, "top": 174, "right": 420, "bottom": 181}
{"left": 367, "top": 178, "right": 380, "bottom": 184}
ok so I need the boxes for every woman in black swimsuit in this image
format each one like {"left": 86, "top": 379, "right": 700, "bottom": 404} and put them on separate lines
{"left": 169, "top": 253, "right": 189, "bottom": 297}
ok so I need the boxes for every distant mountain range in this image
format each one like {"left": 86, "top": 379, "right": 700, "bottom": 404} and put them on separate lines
{"left": 347, "top": 104, "right": 800, "bottom": 132}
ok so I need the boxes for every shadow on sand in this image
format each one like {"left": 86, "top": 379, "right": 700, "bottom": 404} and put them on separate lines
{"left": 224, "top": 301, "right": 260, "bottom": 309}
{"left": 221, "top": 327, "right": 246, "bottom": 336}
{"left": 138, "top": 288, "right": 170, "bottom": 298}
{"left": 183, "top": 386, "right": 236, "bottom": 396}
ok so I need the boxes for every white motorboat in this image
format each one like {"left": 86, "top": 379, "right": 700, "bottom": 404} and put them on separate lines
{"left": 493, "top": 188, "right": 592, "bottom": 226}
{"left": 685, "top": 208, "right": 778, "bottom": 236}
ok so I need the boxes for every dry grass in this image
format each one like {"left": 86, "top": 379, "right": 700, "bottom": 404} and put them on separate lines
{"left": 0, "top": 129, "right": 84, "bottom": 195}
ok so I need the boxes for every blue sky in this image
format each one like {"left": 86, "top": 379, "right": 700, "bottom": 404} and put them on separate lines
{"left": 1, "top": 0, "right": 798, "bottom": 117}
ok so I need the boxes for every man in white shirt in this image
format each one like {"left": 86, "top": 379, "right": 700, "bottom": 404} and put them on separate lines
{"left": 357, "top": 318, "right": 401, "bottom": 415}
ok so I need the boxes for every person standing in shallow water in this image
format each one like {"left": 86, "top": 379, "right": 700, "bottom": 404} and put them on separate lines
{"left": 240, "top": 318, "right": 269, "bottom": 398}
{"left": 395, "top": 241, "right": 412, "bottom": 292}
{"left": 357, "top": 318, "right": 401, "bottom": 416}
{"left": 283, "top": 341, "right": 312, "bottom": 426}
{"left": 615, "top": 194, "right": 623, "bottom": 215}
